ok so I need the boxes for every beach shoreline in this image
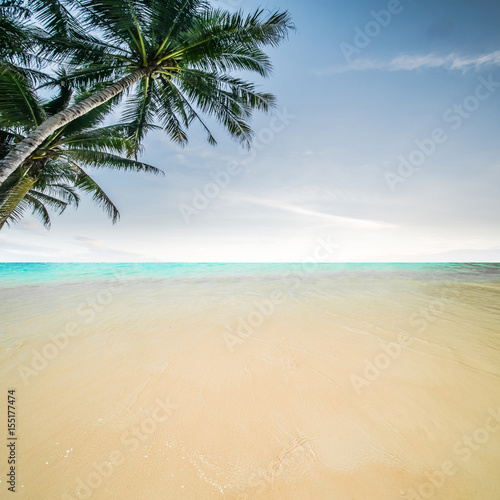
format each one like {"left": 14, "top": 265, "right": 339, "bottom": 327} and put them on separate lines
{"left": 1, "top": 263, "right": 500, "bottom": 499}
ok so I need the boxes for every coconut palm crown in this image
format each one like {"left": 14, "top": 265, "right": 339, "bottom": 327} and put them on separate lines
{"left": 0, "top": 0, "right": 294, "bottom": 183}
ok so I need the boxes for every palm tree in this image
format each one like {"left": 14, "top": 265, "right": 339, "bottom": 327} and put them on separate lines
{"left": 0, "top": 0, "right": 293, "bottom": 183}
{"left": 0, "top": 75, "right": 162, "bottom": 229}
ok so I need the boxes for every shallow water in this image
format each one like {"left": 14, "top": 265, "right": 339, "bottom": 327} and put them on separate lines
{"left": 1, "top": 263, "right": 500, "bottom": 499}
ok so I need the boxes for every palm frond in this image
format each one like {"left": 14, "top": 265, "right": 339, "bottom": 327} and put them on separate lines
{"left": 62, "top": 148, "right": 164, "bottom": 175}
{"left": 23, "top": 192, "right": 52, "bottom": 228}
{"left": 150, "top": 78, "right": 190, "bottom": 146}
{"left": 169, "top": 9, "right": 293, "bottom": 68}
{"left": 0, "top": 3, "right": 35, "bottom": 64}
{"left": 3, "top": 194, "right": 32, "bottom": 226}
{"left": 32, "top": 181, "right": 80, "bottom": 206}
{"left": 0, "top": 65, "right": 46, "bottom": 128}
{"left": 62, "top": 124, "right": 141, "bottom": 155}
{"left": 0, "top": 173, "right": 37, "bottom": 221}
{"left": 72, "top": 164, "right": 120, "bottom": 222}
{"left": 154, "top": 73, "right": 216, "bottom": 146}
{"left": 172, "top": 70, "right": 259, "bottom": 145}
{"left": 73, "top": 0, "right": 151, "bottom": 49}
{"left": 122, "top": 75, "right": 157, "bottom": 146}
{"left": 29, "top": 188, "right": 71, "bottom": 213}
{"left": 31, "top": 0, "right": 85, "bottom": 38}
{"left": 41, "top": 62, "right": 126, "bottom": 90}
{"left": 150, "top": 0, "right": 208, "bottom": 53}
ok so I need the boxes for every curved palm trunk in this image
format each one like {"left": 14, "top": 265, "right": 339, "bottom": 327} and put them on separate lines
{"left": 0, "top": 67, "right": 151, "bottom": 184}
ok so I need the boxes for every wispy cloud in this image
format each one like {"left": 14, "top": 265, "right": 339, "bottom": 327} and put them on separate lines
{"left": 322, "top": 50, "right": 500, "bottom": 75}
{"left": 228, "top": 194, "right": 394, "bottom": 229}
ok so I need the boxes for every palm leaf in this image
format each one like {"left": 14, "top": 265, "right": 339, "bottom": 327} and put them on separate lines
{"left": 29, "top": 188, "right": 71, "bottom": 213}
{"left": 62, "top": 124, "right": 142, "bottom": 154}
{"left": 150, "top": 0, "right": 208, "bottom": 53}
{"left": 73, "top": 0, "right": 151, "bottom": 48}
{"left": 0, "top": 65, "right": 46, "bottom": 128}
{"left": 154, "top": 73, "right": 216, "bottom": 146}
{"left": 3, "top": 194, "right": 34, "bottom": 227}
{"left": 30, "top": 0, "right": 86, "bottom": 38}
{"left": 62, "top": 148, "right": 164, "bottom": 175}
{"left": 0, "top": 173, "right": 38, "bottom": 222}
{"left": 23, "top": 192, "right": 52, "bottom": 228}
{"left": 122, "top": 75, "right": 157, "bottom": 145}
{"left": 169, "top": 9, "right": 293, "bottom": 66}
{"left": 73, "top": 165, "right": 120, "bottom": 222}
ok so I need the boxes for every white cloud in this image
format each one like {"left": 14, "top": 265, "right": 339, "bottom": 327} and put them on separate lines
{"left": 323, "top": 50, "right": 500, "bottom": 74}
{"left": 226, "top": 193, "right": 394, "bottom": 229}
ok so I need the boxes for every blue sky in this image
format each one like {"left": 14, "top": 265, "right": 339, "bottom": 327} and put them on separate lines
{"left": 2, "top": 0, "right": 500, "bottom": 262}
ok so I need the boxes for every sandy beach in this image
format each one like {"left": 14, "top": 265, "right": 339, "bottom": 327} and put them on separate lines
{"left": 1, "top": 263, "right": 500, "bottom": 499}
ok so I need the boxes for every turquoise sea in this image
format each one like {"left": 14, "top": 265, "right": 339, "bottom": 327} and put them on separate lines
{"left": 1, "top": 262, "right": 500, "bottom": 287}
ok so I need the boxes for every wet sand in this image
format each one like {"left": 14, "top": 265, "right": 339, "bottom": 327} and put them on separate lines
{"left": 1, "top": 264, "right": 500, "bottom": 499}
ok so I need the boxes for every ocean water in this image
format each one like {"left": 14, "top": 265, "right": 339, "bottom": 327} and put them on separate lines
{"left": 2, "top": 262, "right": 500, "bottom": 286}
{"left": 1, "top": 263, "right": 500, "bottom": 499}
